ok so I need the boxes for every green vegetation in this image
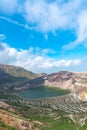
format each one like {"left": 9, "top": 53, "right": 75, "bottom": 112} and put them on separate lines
{"left": 1, "top": 64, "right": 87, "bottom": 130}
{"left": 39, "top": 117, "right": 77, "bottom": 130}
{"left": 0, "top": 65, "right": 37, "bottom": 79}
{"left": 0, "top": 89, "right": 87, "bottom": 130}
{"left": 3, "top": 101, "right": 81, "bottom": 130}
{"left": 0, "top": 121, "right": 18, "bottom": 130}
{"left": 79, "top": 119, "right": 87, "bottom": 130}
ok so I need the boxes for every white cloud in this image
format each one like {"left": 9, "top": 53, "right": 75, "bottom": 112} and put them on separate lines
{"left": 1, "top": 0, "right": 87, "bottom": 49}
{"left": 0, "top": 0, "right": 86, "bottom": 33}
{"left": 20, "top": 0, "right": 83, "bottom": 32}
{"left": 40, "top": 59, "right": 81, "bottom": 68}
{"left": 63, "top": 10, "right": 87, "bottom": 50}
{"left": 0, "top": 0, "right": 18, "bottom": 15}
{"left": 22, "top": 0, "right": 65, "bottom": 32}
{"left": 0, "top": 0, "right": 83, "bottom": 32}
{"left": 0, "top": 43, "right": 82, "bottom": 73}
{"left": 0, "top": 0, "right": 87, "bottom": 34}
{"left": 20, "top": 0, "right": 87, "bottom": 49}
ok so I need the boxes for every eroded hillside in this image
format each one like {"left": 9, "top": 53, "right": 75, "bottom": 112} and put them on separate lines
{"left": 0, "top": 101, "right": 49, "bottom": 130}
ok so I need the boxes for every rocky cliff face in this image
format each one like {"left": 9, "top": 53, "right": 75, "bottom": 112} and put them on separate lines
{"left": 44, "top": 71, "right": 87, "bottom": 101}
{"left": 0, "top": 64, "right": 87, "bottom": 101}
{"left": 13, "top": 71, "right": 75, "bottom": 92}
{"left": 44, "top": 71, "right": 75, "bottom": 91}
{"left": 13, "top": 71, "right": 87, "bottom": 101}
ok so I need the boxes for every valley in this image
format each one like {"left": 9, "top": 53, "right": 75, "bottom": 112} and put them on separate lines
{"left": 0, "top": 64, "right": 87, "bottom": 130}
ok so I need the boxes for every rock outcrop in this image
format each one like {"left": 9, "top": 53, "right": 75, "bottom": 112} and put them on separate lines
{"left": 44, "top": 71, "right": 75, "bottom": 91}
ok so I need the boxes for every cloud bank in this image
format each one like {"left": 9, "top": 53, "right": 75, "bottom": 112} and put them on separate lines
{"left": 0, "top": 43, "right": 81, "bottom": 73}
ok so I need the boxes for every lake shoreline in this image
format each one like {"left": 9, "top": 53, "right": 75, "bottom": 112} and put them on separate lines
{"left": 17, "top": 86, "right": 70, "bottom": 100}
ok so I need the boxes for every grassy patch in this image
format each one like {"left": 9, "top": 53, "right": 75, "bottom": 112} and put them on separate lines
{"left": 0, "top": 121, "right": 18, "bottom": 130}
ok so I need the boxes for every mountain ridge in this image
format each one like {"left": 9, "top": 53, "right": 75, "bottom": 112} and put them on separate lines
{"left": 0, "top": 64, "right": 87, "bottom": 101}
{"left": 0, "top": 64, "right": 38, "bottom": 79}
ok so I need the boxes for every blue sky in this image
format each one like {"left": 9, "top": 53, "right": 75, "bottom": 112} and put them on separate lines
{"left": 0, "top": 0, "right": 87, "bottom": 73}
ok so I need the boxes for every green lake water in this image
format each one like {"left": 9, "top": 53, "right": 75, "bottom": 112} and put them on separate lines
{"left": 18, "top": 86, "right": 69, "bottom": 99}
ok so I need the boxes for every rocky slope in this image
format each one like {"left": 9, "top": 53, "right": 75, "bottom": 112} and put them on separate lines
{"left": 0, "top": 101, "right": 48, "bottom": 130}
{"left": 44, "top": 71, "right": 87, "bottom": 101}
{"left": 44, "top": 71, "right": 75, "bottom": 91}
{"left": 1, "top": 93, "right": 87, "bottom": 130}
{"left": 10, "top": 71, "right": 75, "bottom": 92}
{"left": 0, "top": 64, "right": 38, "bottom": 79}
{"left": 1, "top": 64, "right": 87, "bottom": 129}
{"left": 20, "top": 70, "right": 87, "bottom": 100}
{"left": 0, "top": 109, "right": 38, "bottom": 130}
{"left": 0, "top": 64, "right": 87, "bottom": 101}
{"left": 0, "top": 64, "right": 40, "bottom": 92}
